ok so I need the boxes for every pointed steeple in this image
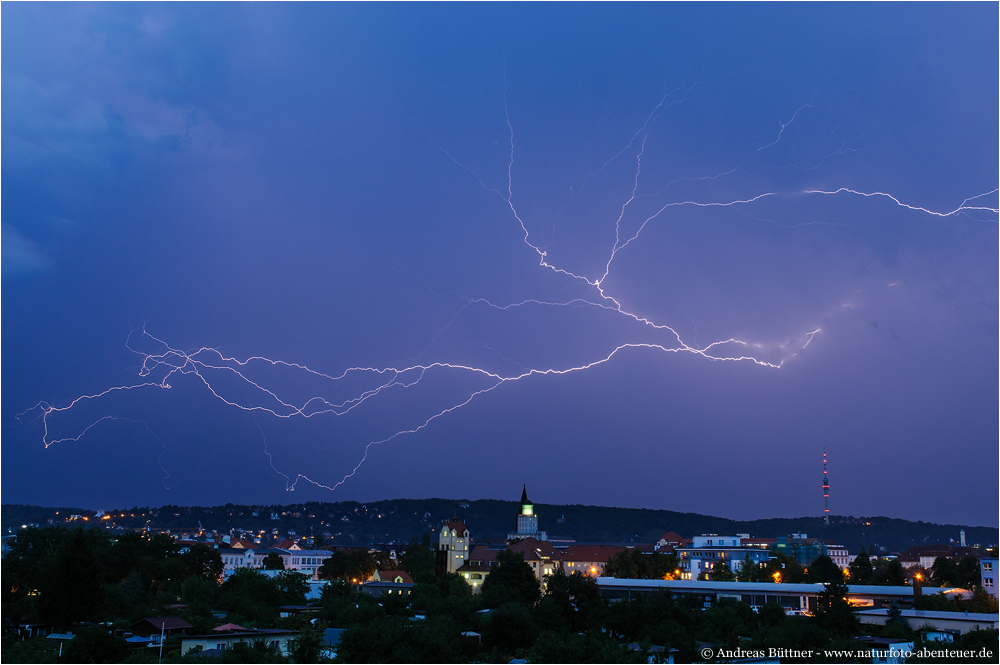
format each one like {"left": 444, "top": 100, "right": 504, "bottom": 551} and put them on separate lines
{"left": 520, "top": 484, "right": 533, "bottom": 516}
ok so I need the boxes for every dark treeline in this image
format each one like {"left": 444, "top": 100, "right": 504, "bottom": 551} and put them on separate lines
{"left": 4, "top": 500, "right": 997, "bottom": 555}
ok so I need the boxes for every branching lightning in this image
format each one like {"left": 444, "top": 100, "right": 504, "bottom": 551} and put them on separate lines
{"left": 21, "top": 74, "right": 999, "bottom": 494}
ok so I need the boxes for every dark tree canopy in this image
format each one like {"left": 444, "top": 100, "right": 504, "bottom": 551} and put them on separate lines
{"left": 806, "top": 555, "right": 843, "bottom": 584}
{"left": 480, "top": 550, "right": 541, "bottom": 608}
{"left": 261, "top": 552, "right": 285, "bottom": 570}
{"left": 848, "top": 548, "right": 873, "bottom": 584}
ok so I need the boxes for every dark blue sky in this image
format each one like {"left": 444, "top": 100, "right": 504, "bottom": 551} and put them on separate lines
{"left": 3, "top": 3, "right": 997, "bottom": 527}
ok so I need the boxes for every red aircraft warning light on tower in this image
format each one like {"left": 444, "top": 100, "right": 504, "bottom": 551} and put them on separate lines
{"left": 823, "top": 449, "right": 830, "bottom": 525}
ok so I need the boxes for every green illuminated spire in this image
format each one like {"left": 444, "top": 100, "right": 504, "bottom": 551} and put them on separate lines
{"left": 520, "top": 484, "right": 533, "bottom": 516}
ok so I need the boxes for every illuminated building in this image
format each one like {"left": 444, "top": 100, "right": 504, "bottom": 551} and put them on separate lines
{"left": 438, "top": 517, "right": 470, "bottom": 574}
{"left": 980, "top": 558, "right": 998, "bottom": 598}
{"left": 562, "top": 544, "right": 627, "bottom": 577}
{"left": 507, "top": 484, "right": 548, "bottom": 542}
{"left": 675, "top": 535, "right": 770, "bottom": 580}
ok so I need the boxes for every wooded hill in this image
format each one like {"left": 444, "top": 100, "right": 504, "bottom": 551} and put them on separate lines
{"left": 3, "top": 499, "right": 996, "bottom": 556}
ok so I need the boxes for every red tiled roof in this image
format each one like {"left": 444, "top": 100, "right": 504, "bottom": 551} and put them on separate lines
{"left": 213, "top": 623, "right": 249, "bottom": 632}
{"left": 562, "top": 544, "right": 627, "bottom": 563}
{"left": 442, "top": 518, "right": 468, "bottom": 535}
{"left": 375, "top": 570, "right": 413, "bottom": 583}
{"left": 658, "top": 532, "right": 691, "bottom": 544}
{"left": 510, "top": 538, "right": 561, "bottom": 562}
{"left": 465, "top": 545, "right": 499, "bottom": 566}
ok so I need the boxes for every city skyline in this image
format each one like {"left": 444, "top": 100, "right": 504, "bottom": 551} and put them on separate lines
{"left": 3, "top": 4, "right": 997, "bottom": 526}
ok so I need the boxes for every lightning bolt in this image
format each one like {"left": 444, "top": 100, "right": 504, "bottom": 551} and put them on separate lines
{"left": 23, "top": 75, "right": 998, "bottom": 494}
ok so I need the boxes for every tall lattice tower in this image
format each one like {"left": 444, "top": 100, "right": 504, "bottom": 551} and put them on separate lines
{"left": 822, "top": 449, "right": 830, "bottom": 525}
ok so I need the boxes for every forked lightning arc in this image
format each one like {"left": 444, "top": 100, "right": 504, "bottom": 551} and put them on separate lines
{"left": 21, "top": 77, "right": 999, "bottom": 492}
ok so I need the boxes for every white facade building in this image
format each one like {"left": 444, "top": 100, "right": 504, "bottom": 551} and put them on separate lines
{"left": 439, "top": 518, "right": 470, "bottom": 574}
{"left": 981, "top": 558, "right": 998, "bottom": 598}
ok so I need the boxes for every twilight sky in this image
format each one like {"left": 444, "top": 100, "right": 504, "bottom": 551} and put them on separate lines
{"left": 3, "top": 3, "right": 997, "bottom": 527}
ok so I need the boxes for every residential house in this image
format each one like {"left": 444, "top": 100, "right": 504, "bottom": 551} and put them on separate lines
{"left": 655, "top": 532, "right": 691, "bottom": 553}
{"left": 562, "top": 544, "right": 627, "bottom": 577}
{"left": 373, "top": 570, "right": 413, "bottom": 584}
{"left": 129, "top": 617, "right": 192, "bottom": 640}
{"left": 181, "top": 629, "right": 300, "bottom": 657}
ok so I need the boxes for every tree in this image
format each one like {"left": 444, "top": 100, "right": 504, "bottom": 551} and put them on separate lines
{"left": 103, "top": 570, "right": 152, "bottom": 622}
{"left": 400, "top": 538, "right": 436, "bottom": 584}
{"left": 848, "top": 548, "right": 873, "bottom": 584}
{"left": 966, "top": 585, "right": 1000, "bottom": 613}
{"left": 483, "top": 602, "right": 539, "bottom": 653}
{"left": 37, "top": 528, "right": 106, "bottom": 628}
{"left": 219, "top": 568, "right": 282, "bottom": 624}
{"left": 736, "top": 554, "right": 763, "bottom": 582}
{"left": 273, "top": 570, "right": 309, "bottom": 605}
{"left": 345, "top": 550, "right": 377, "bottom": 582}
{"left": 527, "top": 630, "right": 643, "bottom": 664}
{"left": 0, "top": 636, "right": 58, "bottom": 664}
{"left": 262, "top": 552, "right": 285, "bottom": 570}
{"left": 371, "top": 550, "right": 395, "bottom": 572}
{"left": 883, "top": 601, "right": 913, "bottom": 640}
{"left": 480, "top": 550, "right": 541, "bottom": 608}
{"left": 703, "top": 597, "right": 756, "bottom": 644}
{"left": 603, "top": 549, "right": 641, "bottom": 579}
{"left": 930, "top": 556, "right": 959, "bottom": 587}
{"left": 763, "top": 550, "right": 804, "bottom": 583}
{"left": 806, "top": 555, "right": 843, "bottom": 584}
{"left": 183, "top": 544, "right": 224, "bottom": 580}
{"left": 603, "top": 549, "right": 681, "bottom": 580}
{"left": 214, "top": 639, "right": 288, "bottom": 663}
{"left": 318, "top": 551, "right": 347, "bottom": 580}
{"left": 712, "top": 561, "right": 737, "bottom": 582}
{"left": 288, "top": 627, "right": 324, "bottom": 663}
{"left": 957, "top": 555, "right": 982, "bottom": 589}
{"left": 62, "top": 627, "right": 129, "bottom": 664}
{"left": 536, "top": 571, "right": 602, "bottom": 634}
{"left": 872, "top": 558, "right": 906, "bottom": 586}
{"left": 336, "top": 618, "right": 457, "bottom": 663}
{"left": 318, "top": 550, "right": 377, "bottom": 582}
{"left": 812, "top": 580, "right": 859, "bottom": 637}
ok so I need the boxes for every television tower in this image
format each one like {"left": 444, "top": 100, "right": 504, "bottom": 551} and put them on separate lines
{"left": 822, "top": 449, "right": 830, "bottom": 525}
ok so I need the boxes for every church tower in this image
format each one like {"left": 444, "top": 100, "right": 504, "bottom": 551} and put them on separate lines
{"left": 508, "top": 484, "right": 547, "bottom": 541}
